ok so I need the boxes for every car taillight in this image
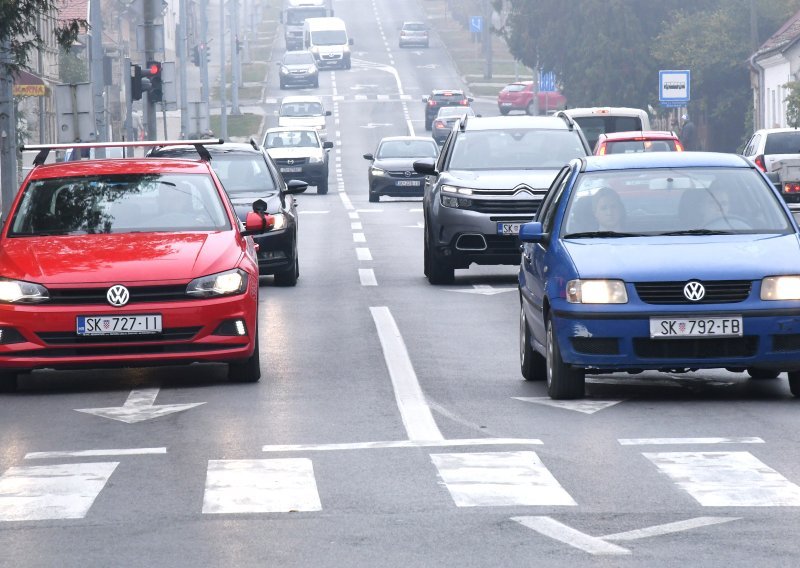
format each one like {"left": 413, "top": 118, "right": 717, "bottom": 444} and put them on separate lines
{"left": 434, "top": 120, "right": 446, "bottom": 128}
{"left": 460, "top": 99, "right": 468, "bottom": 105}
{"left": 597, "top": 145, "right": 607, "bottom": 156}
{"left": 785, "top": 182, "right": 800, "bottom": 194}
{"left": 674, "top": 140, "right": 684, "bottom": 151}
{"left": 428, "top": 100, "right": 436, "bottom": 107}
{"left": 754, "top": 154, "right": 766, "bottom": 172}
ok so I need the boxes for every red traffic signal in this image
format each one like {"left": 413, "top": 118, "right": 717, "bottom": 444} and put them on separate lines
{"left": 147, "top": 62, "right": 161, "bottom": 76}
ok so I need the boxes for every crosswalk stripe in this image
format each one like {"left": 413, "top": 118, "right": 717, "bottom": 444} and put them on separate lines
{"left": 202, "top": 459, "right": 322, "bottom": 514}
{"left": 0, "top": 462, "right": 118, "bottom": 521}
{"left": 431, "top": 451, "right": 577, "bottom": 507}
{"left": 644, "top": 451, "right": 800, "bottom": 506}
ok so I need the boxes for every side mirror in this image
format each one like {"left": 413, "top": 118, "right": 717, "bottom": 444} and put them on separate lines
{"left": 285, "top": 179, "right": 309, "bottom": 195}
{"left": 421, "top": 95, "right": 429, "bottom": 103}
{"left": 243, "top": 210, "right": 274, "bottom": 236}
{"left": 348, "top": 38, "right": 354, "bottom": 46}
{"left": 519, "top": 222, "right": 546, "bottom": 243}
{"left": 323, "top": 141, "right": 334, "bottom": 149}
{"left": 476, "top": 114, "right": 482, "bottom": 118}
{"left": 276, "top": 61, "right": 282, "bottom": 66}
{"left": 325, "top": 110, "right": 332, "bottom": 116}
{"left": 413, "top": 158, "right": 437, "bottom": 176}
{"left": 467, "top": 97, "right": 474, "bottom": 103}
{"left": 363, "top": 153, "right": 374, "bottom": 161}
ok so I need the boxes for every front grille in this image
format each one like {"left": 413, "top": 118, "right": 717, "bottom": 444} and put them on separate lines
{"left": 4, "top": 343, "right": 241, "bottom": 358}
{"left": 275, "top": 157, "right": 308, "bottom": 166}
{"left": 773, "top": 334, "right": 800, "bottom": 352}
{"left": 633, "top": 337, "right": 758, "bottom": 359}
{"left": 47, "top": 285, "right": 189, "bottom": 305}
{"left": 634, "top": 280, "right": 752, "bottom": 304}
{"left": 468, "top": 199, "right": 540, "bottom": 215}
{"left": 387, "top": 171, "right": 422, "bottom": 178}
{"left": 472, "top": 187, "right": 547, "bottom": 197}
{"left": 322, "top": 53, "right": 341, "bottom": 60}
{"left": 571, "top": 337, "right": 620, "bottom": 355}
{"left": 481, "top": 235, "right": 522, "bottom": 255}
{"left": 36, "top": 327, "right": 201, "bottom": 345}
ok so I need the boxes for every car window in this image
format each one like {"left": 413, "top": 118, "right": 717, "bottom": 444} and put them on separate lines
{"left": 539, "top": 166, "right": 572, "bottom": 232}
{"left": 573, "top": 116, "right": 643, "bottom": 149}
{"left": 561, "top": 167, "right": 791, "bottom": 236}
{"left": 403, "top": 23, "right": 426, "bottom": 31}
{"left": 377, "top": 140, "right": 438, "bottom": 159}
{"left": 9, "top": 173, "right": 231, "bottom": 235}
{"left": 605, "top": 140, "right": 678, "bottom": 153}
{"left": 437, "top": 107, "right": 475, "bottom": 118}
{"left": 285, "top": 7, "right": 326, "bottom": 24}
{"left": 502, "top": 84, "right": 526, "bottom": 93}
{"left": 283, "top": 52, "right": 315, "bottom": 65}
{"left": 449, "top": 129, "right": 587, "bottom": 170}
{"left": 280, "top": 102, "right": 324, "bottom": 116}
{"left": 432, "top": 92, "right": 465, "bottom": 103}
{"left": 211, "top": 155, "right": 277, "bottom": 194}
{"left": 310, "top": 30, "right": 347, "bottom": 45}
{"left": 265, "top": 130, "right": 319, "bottom": 148}
{"left": 764, "top": 132, "right": 800, "bottom": 155}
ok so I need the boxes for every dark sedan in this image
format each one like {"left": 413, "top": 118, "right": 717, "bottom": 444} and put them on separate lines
{"left": 148, "top": 142, "right": 307, "bottom": 285}
{"left": 278, "top": 50, "right": 319, "bottom": 89}
{"left": 364, "top": 137, "right": 439, "bottom": 202}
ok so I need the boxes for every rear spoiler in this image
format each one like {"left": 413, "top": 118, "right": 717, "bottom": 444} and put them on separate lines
{"left": 21, "top": 139, "right": 225, "bottom": 166}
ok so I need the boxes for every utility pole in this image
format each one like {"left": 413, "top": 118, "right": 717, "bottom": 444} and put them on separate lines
{"left": 143, "top": 0, "right": 158, "bottom": 140}
{"left": 231, "top": 0, "right": 240, "bottom": 115}
{"left": 90, "top": 0, "right": 107, "bottom": 156}
{"left": 0, "top": 41, "right": 17, "bottom": 219}
{"left": 482, "top": 0, "right": 492, "bottom": 80}
{"left": 200, "top": 0, "right": 210, "bottom": 113}
{"left": 219, "top": 0, "right": 228, "bottom": 138}
{"left": 178, "top": 0, "right": 189, "bottom": 137}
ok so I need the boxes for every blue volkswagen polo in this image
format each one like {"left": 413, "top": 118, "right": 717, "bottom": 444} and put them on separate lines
{"left": 518, "top": 152, "right": 800, "bottom": 399}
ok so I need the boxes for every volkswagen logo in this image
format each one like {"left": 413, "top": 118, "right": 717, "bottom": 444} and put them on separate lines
{"left": 404, "top": 170, "right": 413, "bottom": 177}
{"left": 107, "top": 285, "right": 130, "bottom": 307}
{"left": 683, "top": 281, "right": 706, "bottom": 302}
{"left": 286, "top": 159, "right": 294, "bottom": 165}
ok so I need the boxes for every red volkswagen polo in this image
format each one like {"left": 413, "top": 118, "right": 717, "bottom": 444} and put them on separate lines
{"left": 0, "top": 141, "right": 273, "bottom": 392}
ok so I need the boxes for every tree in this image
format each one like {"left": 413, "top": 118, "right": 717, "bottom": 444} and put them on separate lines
{"left": 0, "top": 0, "right": 86, "bottom": 72}
{"left": 785, "top": 81, "right": 800, "bottom": 128}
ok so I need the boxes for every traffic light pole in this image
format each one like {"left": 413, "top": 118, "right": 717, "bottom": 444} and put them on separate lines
{"left": 200, "top": 0, "right": 210, "bottom": 112}
{"left": 90, "top": 0, "right": 107, "bottom": 156}
{"left": 144, "top": 0, "right": 158, "bottom": 140}
{"left": 219, "top": 0, "right": 228, "bottom": 138}
{"left": 231, "top": 0, "right": 240, "bottom": 115}
{"left": 0, "top": 40, "right": 17, "bottom": 219}
{"left": 178, "top": 0, "right": 189, "bottom": 137}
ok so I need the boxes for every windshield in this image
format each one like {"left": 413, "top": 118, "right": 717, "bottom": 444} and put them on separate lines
{"left": 377, "top": 140, "right": 439, "bottom": 159}
{"left": 285, "top": 7, "right": 327, "bottom": 25}
{"left": 9, "top": 173, "right": 231, "bottom": 235}
{"left": 283, "top": 52, "right": 315, "bottom": 65}
{"left": 210, "top": 155, "right": 276, "bottom": 194}
{"left": 449, "top": 129, "right": 586, "bottom": 170}
{"left": 562, "top": 168, "right": 792, "bottom": 237}
{"left": 403, "top": 23, "right": 426, "bottom": 31}
{"left": 573, "top": 116, "right": 643, "bottom": 150}
{"left": 265, "top": 130, "right": 320, "bottom": 148}
{"left": 764, "top": 132, "right": 800, "bottom": 154}
{"left": 311, "top": 29, "right": 347, "bottom": 45}
{"left": 280, "top": 101, "right": 324, "bottom": 116}
{"left": 604, "top": 139, "right": 678, "bottom": 154}
{"left": 502, "top": 84, "right": 526, "bottom": 93}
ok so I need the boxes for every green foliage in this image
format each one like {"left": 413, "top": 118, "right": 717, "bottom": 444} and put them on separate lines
{"left": 785, "top": 81, "right": 800, "bottom": 128}
{"left": 0, "top": 0, "right": 86, "bottom": 73}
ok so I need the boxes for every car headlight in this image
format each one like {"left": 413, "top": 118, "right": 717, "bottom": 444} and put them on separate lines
{"left": 309, "top": 155, "right": 324, "bottom": 164}
{"left": 440, "top": 194, "right": 472, "bottom": 208}
{"left": 370, "top": 167, "right": 386, "bottom": 176}
{"left": 310, "top": 46, "right": 320, "bottom": 55}
{"left": 187, "top": 268, "right": 248, "bottom": 298}
{"left": 308, "top": 66, "right": 318, "bottom": 73}
{"left": 271, "top": 213, "right": 287, "bottom": 230}
{"left": 0, "top": 278, "right": 49, "bottom": 303}
{"left": 280, "top": 66, "right": 290, "bottom": 75}
{"left": 566, "top": 279, "right": 628, "bottom": 304}
{"left": 761, "top": 276, "right": 800, "bottom": 300}
{"left": 441, "top": 184, "right": 474, "bottom": 196}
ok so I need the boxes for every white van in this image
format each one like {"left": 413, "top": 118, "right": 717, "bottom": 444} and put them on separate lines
{"left": 559, "top": 107, "right": 651, "bottom": 152}
{"left": 303, "top": 17, "right": 353, "bottom": 70}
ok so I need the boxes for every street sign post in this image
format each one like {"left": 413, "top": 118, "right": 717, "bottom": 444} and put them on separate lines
{"left": 54, "top": 83, "right": 95, "bottom": 143}
{"left": 659, "top": 70, "right": 690, "bottom": 108}
{"left": 470, "top": 16, "right": 483, "bottom": 34}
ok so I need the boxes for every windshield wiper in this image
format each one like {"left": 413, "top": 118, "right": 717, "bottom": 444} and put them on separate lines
{"left": 563, "top": 231, "right": 643, "bottom": 238}
{"left": 658, "top": 229, "right": 734, "bottom": 236}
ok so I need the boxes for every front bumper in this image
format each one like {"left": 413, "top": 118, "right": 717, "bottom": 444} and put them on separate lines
{"left": 281, "top": 72, "right": 318, "bottom": 86}
{"left": 254, "top": 226, "right": 296, "bottom": 275}
{"left": 276, "top": 161, "right": 327, "bottom": 185}
{"left": 371, "top": 174, "right": 425, "bottom": 198}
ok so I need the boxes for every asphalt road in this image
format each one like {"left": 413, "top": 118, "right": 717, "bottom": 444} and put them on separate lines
{"left": 3, "top": 0, "right": 800, "bottom": 566}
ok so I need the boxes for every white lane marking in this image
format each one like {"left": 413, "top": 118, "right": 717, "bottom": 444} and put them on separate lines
{"left": 513, "top": 398, "right": 624, "bottom": 414}
{"left": 0, "top": 462, "right": 119, "bottom": 521}
{"left": 403, "top": 221, "right": 424, "bottom": 229}
{"left": 26, "top": 448, "right": 167, "bottom": 459}
{"left": 447, "top": 285, "right": 517, "bottom": 296}
{"left": 339, "top": 192, "right": 354, "bottom": 211}
{"left": 262, "top": 438, "right": 543, "bottom": 453}
{"left": 359, "top": 268, "right": 377, "bottom": 286}
{"left": 644, "top": 451, "right": 800, "bottom": 506}
{"left": 299, "top": 210, "right": 330, "bottom": 215}
{"left": 356, "top": 247, "right": 373, "bottom": 261}
{"left": 406, "top": 116, "right": 415, "bottom": 136}
{"left": 431, "top": 451, "right": 576, "bottom": 507}
{"left": 75, "top": 388, "right": 205, "bottom": 424}
{"left": 355, "top": 209, "right": 383, "bottom": 213}
{"left": 370, "top": 306, "right": 443, "bottom": 441}
{"left": 353, "top": 233, "right": 366, "bottom": 243}
{"left": 349, "top": 211, "right": 360, "bottom": 219}
{"left": 351, "top": 222, "right": 362, "bottom": 230}
{"left": 619, "top": 437, "right": 765, "bottom": 446}
{"left": 202, "top": 459, "right": 321, "bottom": 514}
{"left": 512, "top": 516, "right": 630, "bottom": 555}
{"left": 601, "top": 516, "right": 740, "bottom": 541}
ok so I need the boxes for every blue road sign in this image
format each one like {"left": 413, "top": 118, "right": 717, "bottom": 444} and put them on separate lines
{"left": 659, "top": 70, "right": 690, "bottom": 105}
{"left": 539, "top": 71, "right": 556, "bottom": 92}
{"left": 470, "top": 16, "right": 483, "bottom": 34}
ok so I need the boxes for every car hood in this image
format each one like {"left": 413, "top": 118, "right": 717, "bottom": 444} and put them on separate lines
{"left": 228, "top": 192, "right": 282, "bottom": 221}
{"left": 564, "top": 233, "right": 800, "bottom": 281}
{"left": 279, "top": 116, "right": 325, "bottom": 128}
{"left": 0, "top": 232, "right": 244, "bottom": 285}
{"left": 445, "top": 169, "right": 560, "bottom": 191}
{"left": 284, "top": 64, "right": 315, "bottom": 71}
{"left": 373, "top": 157, "right": 424, "bottom": 171}
{"left": 268, "top": 147, "right": 323, "bottom": 160}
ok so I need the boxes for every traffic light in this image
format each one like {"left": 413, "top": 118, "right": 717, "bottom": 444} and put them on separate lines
{"left": 200, "top": 43, "right": 210, "bottom": 64}
{"left": 131, "top": 64, "right": 143, "bottom": 101}
{"left": 190, "top": 45, "right": 200, "bottom": 66}
{"left": 145, "top": 61, "right": 162, "bottom": 102}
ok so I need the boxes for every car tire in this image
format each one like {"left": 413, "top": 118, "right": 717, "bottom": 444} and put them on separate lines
{"left": 274, "top": 257, "right": 299, "bottom": 287}
{"left": 499, "top": 108, "right": 510, "bottom": 116}
{"left": 424, "top": 118, "right": 432, "bottom": 131}
{"left": 0, "top": 371, "right": 17, "bottom": 393}
{"left": 424, "top": 227, "right": 454, "bottom": 285}
{"left": 747, "top": 368, "right": 781, "bottom": 380}
{"left": 369, "top": 190, "right": 379, "bottom": 202}
{"left": 344, "top": 58, "right": 351, "bottom": 70}
{"left": 314, "top": 78, "right": 319, "bottom": 88}
{"left": 318, "top": 177, "right": 329, "bottom": 194}
{"left": 789, "top": 371, "right": 800, "bottom": 396}
{"left": 546, "top": 316, "right": 585, "bottom": 399}
{"left": 228, "top": 327, "right": 261, "bottom": 383}
{"left": 279, "top": 81, "right": 286, "bottom": 90}
{"left": 526, "top": 102, "right": 535, "bottom": 116}
{"left": 520, "top": 305, "right": 546, "bottom": 381}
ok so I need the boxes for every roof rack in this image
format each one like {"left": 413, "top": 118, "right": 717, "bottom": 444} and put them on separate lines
{"left": 249, "top": 137, "right": 260, "bottom": 151}
{"left": 459, "top": 114, "right": 470, "bottom": 132}
{"left": 21, "top": 139, "right": 225, "bottom": 166}
{"left": 555, "top": 111, "right": 575, "bottom": 131}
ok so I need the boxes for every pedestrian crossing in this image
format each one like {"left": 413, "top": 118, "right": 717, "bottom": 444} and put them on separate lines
{"left": 2, "top": 445, "right": 800, "bottom": 521}
{"left": 264, "top": 94, "right": 413, "bottom": 104}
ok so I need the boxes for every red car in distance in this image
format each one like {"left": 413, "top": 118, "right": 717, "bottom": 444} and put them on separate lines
{"left": 0, "top": 140, "right": 274, "bottom": 392}
{"left": 594, "top": 130, "right": 684, "bottom": 155}
{"left": 497, "top": 81, "right": 566, "bottom": 116}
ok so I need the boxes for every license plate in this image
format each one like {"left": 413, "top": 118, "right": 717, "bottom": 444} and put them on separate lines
{"left": 280, "top": 167, "right": 303, "bottom": 173}
{"left": 649, "top": 316, "right": 742, "bottom": 338}
{"left": 500, "top": 102, "right": 512, "bottom": 106}
{"left": 497, "top": 222, "right": 522, "bottom": 235}
{"left": 396, "top": 180, "right": 421, "bottom": 186}
{"left": 77, "top": 314, "right": 163, "bottom": 336}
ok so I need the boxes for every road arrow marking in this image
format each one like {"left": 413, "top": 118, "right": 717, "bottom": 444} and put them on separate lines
{"left": 512, "top": 516, "right": 738, "bottom": 555}
{"left": 360, "top": 122, "right": 394, "bottom": 129}
{"left": 350, "top": 84, "right": 379, "bottom": 90}
{"left": 76, "top": 388, "right": 205, "bottom": 424}
{"left": 513, "top": 397, "right": 624, "bottom": 414}
{"left": 403, "top": 221, "right": 424, "bottom": 228}
{"left": 416, "top": 63, "right": 439, "bottom": 69}
{"left": 447, "top": 285, "right": 516, "bottom": 296}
